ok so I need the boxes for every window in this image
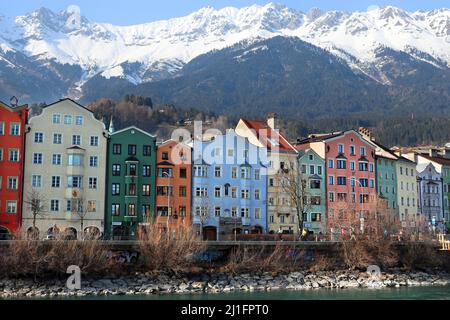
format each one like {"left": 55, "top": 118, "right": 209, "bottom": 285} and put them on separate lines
{"left": 195, "top": 187, "right": 208, "bottom": 198}
{"left": 6, "top": 201, "right": 17, "bottom": 214}
{"left": 128, "top": 183, "right": 137, "bottom": 196}
{"left": 113, "top": 144, "right": 121, "bottom": 154}
{"left": 158, "top": 167, "right": 172, "bottom": 177}
{"left": 214, "top": 186, "right": 221, "bottom": 197}
{"left": 241, "top": 189, "right": 249, "bottom": 199}
{"left": 179, "top": 186, "right": 187, "bottom": 197}
{"left": 179, "top": 168, "right": 187, "bottom": 178}
{"left": 88, "top": 177, "right": 97, "bottom": 189}
{"left": 310, "top": 165, "right": 315, "bottom": 174}
{"left": 10, "top": 123, "right": 20, "bottom": 136}
{"left": 87, "top": 201, "right": 96, "bottom": 212}
{"left": 68, "top": 154, "right": 83, "bottom": 166}
{"left": 309, "top": 154, "right": 314, "bottom": 161}
{"left": 231, "top": 187, "right": 237, "bottom": 198}
{"left": 254, "top": 189, "right": 260, "bottom": 200}
{"left": 350, "top": 161, "right": 355, "bottom": 171}
{"left": 72, "top": 135, "right": 81, "bottom": 146}
{"left": 50, "top": 200, "right": 59, "bottom": 212}
{"left": 360, "top": 146, "right": 366, "bottom": 156}
{"left": 240, "top": 167, "right": 250, "bottom": 179}
{"left": 337, "top": 193, "right": 347, "bottom": 201}
{"left": 127, "top": 204, "right": 136, "bottom": 216}
{"left": 112, "top": 183, "right": 120, "bottom": 195}
{"left": 301, "top": 165, "right": 307, "bottom": 174}
{"left": 337, "top": 176, "right": 346, "bottom": 185}
{"left": 157, "top": 186, "right": 173, "bottom": 196}
{"left": 328, "top": 175, "right": 334, "bottom": 185}
{"left": 52, "top": 154, "right": 62, "bottom": 165}
{"left": 89, "top": 156, "right": 98, "bottom": 167}
{"left": 142, "top": 205, "right": 151, "bottom": 217}
{"left": 142, "top": 165, "right": 151, "bottom": 177}
{"left": 369, "top": 163, "right": 374, "bottom": 172}
{"left": 194, "top": 165, "right": 208, "bottom": 177}
{"left": 215, "top": 207, "right": 221, "bottom": 217}
{"left": 269, "top": 178, "right": 274, "bottom": 187}
{"left": 254, "top": 208, "right": 261, "bottom": 219}
{"left": 228, "top": 149, "right": 234, "bottom": 157}
{"left": 52, "top": 114, "right": 61, "bottom": 124}
{"left": 112, "top": 164, "right": 121, "bottom": 176}
{"left": 360, "top": 194, "right": 369, "bottom": 204}
{"left": 269, "top": 215, "right": 274, "bottom": 223}
{"left": 33, "top": 153, "right": 43, "bottom": 164}
{"left": 231, "top": 167, "right": 237, "bottom": 179}
{"left": 128, "top": 164, "right": 137, "bottom": 176}
{"left": 111, "top": 204, "right": 120, "bottom": 216}
{"left": 75, "top": 116, "right": 84, "bottom": 125}
{"left": 310, "top": 179, "right": 321, "bottom": 189}
{"left": 231, "top": 207, "right": 238, "bottom": 217}
{"left": 32, "top": 175, "right": 42, "bottom": 188}
{"left": 359, "top": 178, "right": 368, "bottom": 187}
{"left": 241, "top": 208, "right": 249, "bottom": 218}
{"left": 0, "top": 148, "right": 3, "bottom": 161}
{"left": 310, "top": 196, "right": 321, "bottom": 205}
{"left": 350, "top": 146, "right": 355, "bottom": 155}
{"left": 329, "top": 192, "right": 335, "bottom": 202}
{"left": 128, "top": 145, "right": 137, "bottom": 155}
{"left": 67, "top": 176, "right": 82, "bottom": 188}
{"left": 9, "top": 149, "right": 19, "bottom": 162}
{"left": 34, "top": 132, "right": 43, "bottom": 143}
{"left": 338, "top": 144, "right": 344, "bottom": 154}
{"left": 90, "top": 136, "right": 99, "bottom": 146}
{"left": 51, "top": 176, "right": 61, "bottom": 188}
{"left": 0, "top": 122, "right": 4, "bottom": 135}
{"left": 53, "top": 133, "right": 62, "bottom": 144}
{"left": 8, "top": 177, "right": 18, "bottom": 190}
{"left": 143, "top": 145, "right": 152, "bottom": 156}
{"left": 369, "top": 179, "right": 374, "bottom": 188}
{"left": 311, "top": 213, "right": 322, "bottom": 222}
{"left": 328, "top": 159, "right": 334, "bottom": 168}
{"left": 359, "top": 162, "right": 368, "bottom": 171}
{"left": 64, "top": 115, "right": 72, "bottom": 124}
{"left": 317, "top": 166, "right": 322, "bottom": 175}
{"left": 214, "top": 166, "right": 222, "bottom": 177}
{"left": 142, "top": 184, "right": 151, "bottom": 196}
{"left": 161, "top": 152, "right": 169, "bottom": 160}
{"left": 337, "top": 160, "right": 346, "bottom": 169}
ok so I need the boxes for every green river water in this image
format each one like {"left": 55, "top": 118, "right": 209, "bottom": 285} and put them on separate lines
{"left": 5, "top": 286, "right": 450, "bottom": 300}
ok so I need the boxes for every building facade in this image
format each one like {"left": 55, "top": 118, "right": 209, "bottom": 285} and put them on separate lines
{"left": 416, "top": 162, "right": 444, "bottom": 230}
{"left": 235, "top": 115, "right": 299, "bottom": 234}
{"left": 22, "top": 99, "right": 107, "bottom": 239}
{"left": 155, "top": 140, "right": 192, "bottom": 234}
{"left": 376, "top": 155, "right": 398, "bottom": 212}
{"left": 0, "top": 98, "right": 28, "bottom": 237}
{"left": 297, "top": 149, "right": 326, "bottom": 234}
{"left": 105, "top": 126, "right": 156, "bottom": 240}
{"left": 192, "top": 129, "right": 268, "bottom": 240}
{"left": 395, "top": 157, "right": 419, "bottom": 223}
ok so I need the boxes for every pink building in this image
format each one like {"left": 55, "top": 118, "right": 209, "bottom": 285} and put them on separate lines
{"left": 296, "top": 130, "right": 377, "bottom": 234}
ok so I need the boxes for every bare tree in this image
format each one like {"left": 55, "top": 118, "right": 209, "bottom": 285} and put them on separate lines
{"left": 197, "top": 195, "right": 212, "bottom": 240}
{"left": 24, "top": 189, "right": 48, "bottom": 239}
{"left": 72, "top": 195, "right": 91, "bottom": 240}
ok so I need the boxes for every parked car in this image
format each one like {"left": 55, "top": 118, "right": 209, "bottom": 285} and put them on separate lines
{"left": 43, "top": 234, "right": 56, "bottom": 241}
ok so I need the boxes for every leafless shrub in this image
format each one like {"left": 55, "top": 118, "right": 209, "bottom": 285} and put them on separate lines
{"left": 137, "top": 222, "right": 206, "bottom": 272}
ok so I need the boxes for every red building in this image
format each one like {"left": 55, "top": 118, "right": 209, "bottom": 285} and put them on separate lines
{"left": 0, "top": 98, "right": 28, "bottom": 238}
{"left": 296, "top": 130, "right": 377, "bottom": 234}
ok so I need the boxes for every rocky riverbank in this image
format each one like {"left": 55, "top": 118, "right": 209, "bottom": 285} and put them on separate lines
{"left": 1, "top": 270, "right": 450, "bottom": 298}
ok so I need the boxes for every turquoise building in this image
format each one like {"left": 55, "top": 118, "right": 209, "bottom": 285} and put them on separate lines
{"left": 298, "top": 149, "right": 326, "bottom": 234}
{"left": 192, "top": 129, "right": 268, "bottom": 240}
{"left": 376, "top": 155, "right": 398, "bottom": 211}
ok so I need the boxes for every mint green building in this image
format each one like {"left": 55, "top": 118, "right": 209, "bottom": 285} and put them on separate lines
{"left": 105, "top": 126, "right": 156, "bottom": 240}
{"left": 298, "top": 149, "right": 326, "bottom": 234}
{"left": 376, "top": 155, "right": 398, "bottom": 212}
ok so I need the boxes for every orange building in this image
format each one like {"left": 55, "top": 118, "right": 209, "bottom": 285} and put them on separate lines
{"left": 0, "top": 98, "right": 28, "bottom": 238}
{"left": 155, "top": 140, "right": 192, "bottom": 233}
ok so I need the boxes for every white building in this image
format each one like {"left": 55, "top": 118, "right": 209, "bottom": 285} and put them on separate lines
{"left": 22, "top": 99, "right": 108, "bottom": 239}
{"left": 416, "top": 162, "right": 444, "bottom": 228}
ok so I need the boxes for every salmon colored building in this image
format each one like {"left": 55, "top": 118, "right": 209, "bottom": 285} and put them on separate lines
{"left": 0, "top": 98, "right": 28, "bottom": 238}
{"left": 296, "top": 130, "right": 377, "bottom": 235}
{"left": 155, "top": 140, "right": 192, "bottom": 233}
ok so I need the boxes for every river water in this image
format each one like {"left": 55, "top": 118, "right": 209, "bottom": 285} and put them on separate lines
{"left": 6, "top": 286, "right": 450, "bottom": 300}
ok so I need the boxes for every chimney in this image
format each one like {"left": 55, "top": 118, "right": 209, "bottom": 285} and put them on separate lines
{"left": 267, "top": 113, "right": 278, "bottom": 130}
{"left": 358, "top": 127, "right": 373, "bottom": 141}
{"left": 429, "top": 148, "right": 438, "bottom": 158}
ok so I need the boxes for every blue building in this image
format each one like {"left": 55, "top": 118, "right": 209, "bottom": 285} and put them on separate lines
{"left": 192, "top": 129, "right": 268, "bottom": 240}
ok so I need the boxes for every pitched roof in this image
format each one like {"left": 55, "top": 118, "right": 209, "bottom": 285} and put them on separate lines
{"left": 240, "top": 118, "right": 297, "bottom": 153}
{"left": 0, "top": 100, "right": 28, "bottom": 112}
{"left": 420, "top": 154, "right": 450, "bottom": 166}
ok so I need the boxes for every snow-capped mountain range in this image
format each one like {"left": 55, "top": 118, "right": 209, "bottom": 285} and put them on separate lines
{"left": 0, "top": 3, "right": 449, "bottom": 102}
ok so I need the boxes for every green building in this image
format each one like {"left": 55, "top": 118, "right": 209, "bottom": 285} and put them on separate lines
{"left": 298, "top": 149, "right": 326, "bottom": 234}
{"left": 376, "top": 155, "right": 398, "bottom": 212}
{"left": 105, "top": 126, "right": 157, "bottom": 240}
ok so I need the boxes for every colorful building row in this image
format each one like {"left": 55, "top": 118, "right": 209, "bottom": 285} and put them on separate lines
{"left": 1, "top": 98, "right": 449, "bottom": 240}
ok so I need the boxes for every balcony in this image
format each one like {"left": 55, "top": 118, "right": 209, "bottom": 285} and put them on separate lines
{"left": 65, "top": 188, "right": 83, "bottom": 199}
